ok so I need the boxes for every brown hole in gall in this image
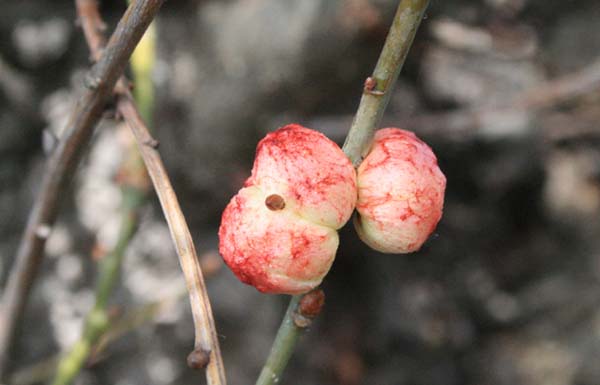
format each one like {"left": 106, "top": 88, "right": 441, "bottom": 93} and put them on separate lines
{"left": 265, "top": 194, "right": 285, "bottom": 211}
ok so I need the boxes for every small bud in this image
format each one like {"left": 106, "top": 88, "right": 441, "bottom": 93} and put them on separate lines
{"left": 293, "top": 289, "right": 325, "bottom": 328}
{"left": 354, "top": 128, "right": 446, "bottom": 253}
{"left": 298, "top": 288, "right": 325, "bottom": 318}
{"left": 364, "top": 77, "right": 377, "bottom": 91}
{"left": 187, "top": 348, "right": 210, "bottom": 370}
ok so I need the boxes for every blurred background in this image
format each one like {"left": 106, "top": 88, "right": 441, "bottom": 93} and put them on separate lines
{"left": 2, "top": 0, "right": 600, "bottom": 384}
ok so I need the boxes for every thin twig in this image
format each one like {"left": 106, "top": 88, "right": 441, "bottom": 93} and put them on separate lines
{"left": 309, "top": 54, "right": 600, "bottom": 145}
{"left": 343, "top": 0, "right": 431, "bottom": 166}
{"left": 51, "top": 183, "right": 146, "bottom": 385}
{"left": 256, "top": 291, "right": 325, "bottom": 385}
{"left": 256, "top": 296, "right": 302, "bottom": 385}
{"left": 50, "top": 3, "right": 156, "bottom": 383}
{"left": 116, "top": 92, "right": 227, "bottom": 385}
{"left": 10, "top": 295, "right": 162, "bottom": 385}
{"left": 0, "top": 0, "right": 165, "bottom": 380}
{"left": 77, "top": 1, "right": 227, "bottom": 383}
{"left": 10, "top": 252, "right": 222, "bottom": 385}
{"left": 255, "top": 2, "right": 430, "bottom": 384}
{"left": 77, "top": 0, "right": 106, "bottom": 61}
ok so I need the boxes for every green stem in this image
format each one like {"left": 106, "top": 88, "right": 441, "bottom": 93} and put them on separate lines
{"left": 51, "top": 187, "right": 144, "bottom": 385}
{"left": 255, "top": 1, "right": 430, "bottom": 384}
{"left": 342, "top": 0, "right": 430, "bottom": 165}
{"left": 51, "top": 8, "right": 156, "bottom": 383}
{"left": 11, "top": 295, "right": 177, "bottom": 385}
{"left": 256, "top": 296, "right": 302, "bottom": 385}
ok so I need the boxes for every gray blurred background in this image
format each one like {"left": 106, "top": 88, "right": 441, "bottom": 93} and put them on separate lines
{"left": 2, "top": 0, "right": 600, "bottom": 384}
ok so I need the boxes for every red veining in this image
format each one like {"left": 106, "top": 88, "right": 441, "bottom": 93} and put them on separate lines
{"left": 219, "top": 124, "right": 355, "bottom": 294}
{"left": 355, "top": 127, "right": 446, "bottom": 253}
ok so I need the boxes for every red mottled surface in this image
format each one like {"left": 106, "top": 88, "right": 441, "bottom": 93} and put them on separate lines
{"left": 219, "top": 125, "right": 354, "bottom": 294}
{"left": 355, "top": 128, "right": 446, "bottom": 253}
{"left": 248, "top": 124, "right": 357, "bottom": 229}
{"left": 219, "top": 186, "right": 339, "bottom": 294}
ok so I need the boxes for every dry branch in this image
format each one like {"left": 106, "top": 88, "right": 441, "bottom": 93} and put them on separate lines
{"left": 76, "top": 1, "right": 226, "bottom": 383}
{"left": 0, "top": 0, "right": 165, "bottom": 379}
{"left": 116, "top": 93, "right": 227, "bottom": 385}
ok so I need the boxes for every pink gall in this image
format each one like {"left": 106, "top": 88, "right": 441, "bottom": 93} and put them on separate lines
{"left": 354, "top": 128, "right": 446, "bottom": 253}
{"left": 219, "top": 124, "right": 357, "bottom": 294}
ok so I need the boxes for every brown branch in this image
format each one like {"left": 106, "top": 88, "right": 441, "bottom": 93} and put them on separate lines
{"left": 77, "top": 0, "right": 106, "bottom": 62}
{"left": 0, "top": 0, "right": 165, "bottom": 380}
{"left": 76, "top": 1, "right": 227, "bottom": 383}
{"left": 116, "top": 92, "right": 227, "bottom": 385}
{"left": 9, "top": 252, "right": 223, "bottom": 385}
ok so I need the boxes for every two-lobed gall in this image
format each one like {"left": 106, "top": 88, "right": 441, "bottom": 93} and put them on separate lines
{"left": 218, "top": 124, "right": 357, "bottom": 294}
